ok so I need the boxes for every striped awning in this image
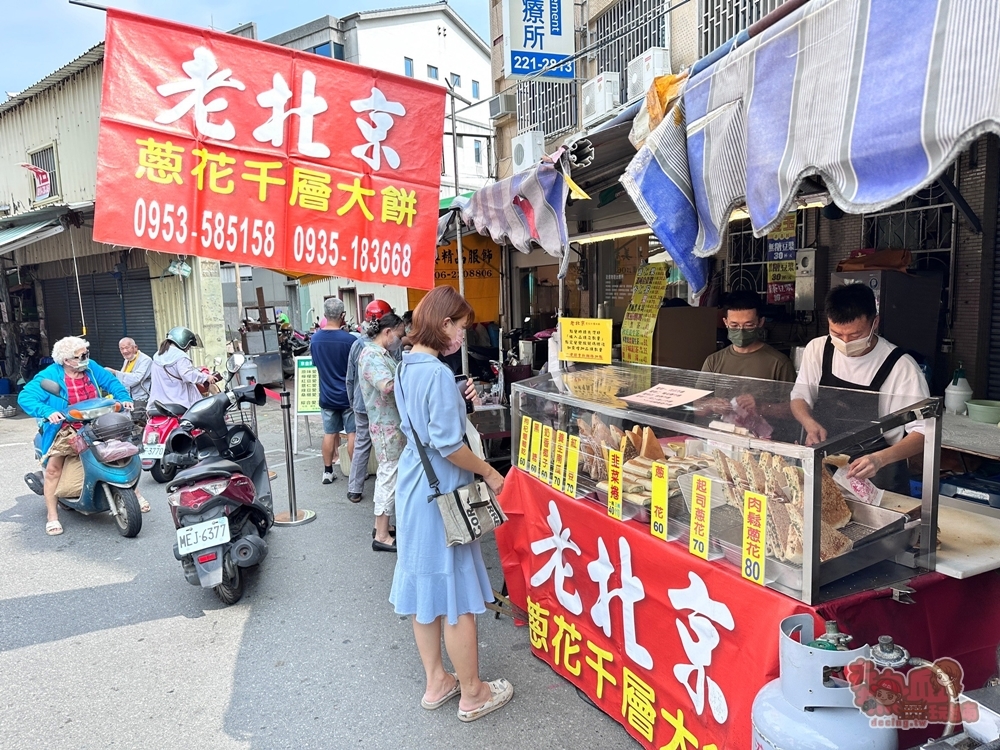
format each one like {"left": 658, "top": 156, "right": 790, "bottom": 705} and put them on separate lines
{"left": 453, "top": 162, "right": 572, "bottom": 276}
{"left": 0, "top": 219, "right": 63, "bottom": 256}
{"left": 622, "top": 0, "right": 1000, "bottom": 294}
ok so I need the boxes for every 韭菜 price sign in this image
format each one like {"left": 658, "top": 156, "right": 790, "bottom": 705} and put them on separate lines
{"left": 93, "top": 9, "right": 445, "bottom": 290}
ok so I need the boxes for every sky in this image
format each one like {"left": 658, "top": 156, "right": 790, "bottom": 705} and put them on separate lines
{"left": 1, "top": 0, "right": 490, "bottom": 96}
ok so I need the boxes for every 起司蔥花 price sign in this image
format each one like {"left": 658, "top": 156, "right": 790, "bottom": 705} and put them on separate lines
{"left": 93, "top": 10, "right": 445, "bottom": 290}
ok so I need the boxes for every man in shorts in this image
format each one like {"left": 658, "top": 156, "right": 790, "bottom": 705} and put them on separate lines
{"left": 311, "top": 298, "right": 357, "bottom": 484}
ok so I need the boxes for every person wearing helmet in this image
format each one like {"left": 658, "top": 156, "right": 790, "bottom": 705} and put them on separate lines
{"left": 148, "top": 326, "right": 220, "bottom": 410}
{"left": 345, "top": 300, "right": 394, "bottom": 501}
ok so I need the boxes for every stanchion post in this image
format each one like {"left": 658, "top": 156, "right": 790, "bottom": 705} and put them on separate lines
{"left": 274, "top": 390, "right": 316, "bottom": 526}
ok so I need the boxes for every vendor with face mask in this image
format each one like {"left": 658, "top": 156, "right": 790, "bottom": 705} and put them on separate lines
{"left": 702, "top": 291, "right": 796, "bottom": 381}
{"left": 790, "top": 283, "right": 931, "bottom": 493}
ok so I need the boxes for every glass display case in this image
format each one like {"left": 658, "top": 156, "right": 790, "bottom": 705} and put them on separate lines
{"left": 510, "top": 363, "right": 941, "bottom": 604}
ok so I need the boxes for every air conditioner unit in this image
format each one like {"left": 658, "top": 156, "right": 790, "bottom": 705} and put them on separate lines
{"left": 489, "top": 93, "right": 517, "bottom": 119}
{"left": 626, "top": 47, "right": 671, "bottom": 102}
{"left": 511, "top": 130, "right": 544, "bottom": 174}
{"left": 582, "top": 72, "right": 620, "bottom": 127}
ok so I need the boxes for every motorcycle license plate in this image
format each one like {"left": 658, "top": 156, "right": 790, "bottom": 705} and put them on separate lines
{"left": 141, "top": 444, "right": 165, "bottom": 459}
{"left": 177, "top": 517, "right": 230, "bottom": 556}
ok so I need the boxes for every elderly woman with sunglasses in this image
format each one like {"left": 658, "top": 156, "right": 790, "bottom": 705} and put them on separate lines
{"left": 18, "top": 336, "right": 132, "bottom": 536}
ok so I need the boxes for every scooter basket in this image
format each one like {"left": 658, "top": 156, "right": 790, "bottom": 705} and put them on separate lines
{"left": 92, "top": 412, "right": 134, "bottom": 442}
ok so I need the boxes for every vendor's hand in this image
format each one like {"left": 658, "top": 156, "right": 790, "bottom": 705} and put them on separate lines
{"left": 733, "top": 393, "right": 757, "bottom": 413}
{"left": 464, "top": 378, "right": 481, "bottom": 406}
{"left": 847, "top": 453, "right": 883, "bottom": 481}
{"left": 695, "top": 397, "right": 731, "bottom": 417}
{"left": 804, "top": 420, "right": 828, "bottom": 446}
{"left": 48, "top": 411, "right": 65, "bottom": 424}
{"left": 485, "top": 468, "right": 505, "bottom": 495}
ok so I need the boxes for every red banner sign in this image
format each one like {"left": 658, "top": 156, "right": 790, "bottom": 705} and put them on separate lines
{"left": 93, "top": 10, "right": 445, "bottom": 290}
{"left": 20, "top": 163, "right": 51, "bottom": 200}
{"left": 496, "top": 469, "right": 814, "bottom": 749}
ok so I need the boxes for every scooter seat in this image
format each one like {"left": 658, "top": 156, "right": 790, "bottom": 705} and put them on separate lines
{"left": 148, "top": 401, "right": 187, "bottom": 418}
{"left": 167, "top": 457, "right": 242, "bottom": 491}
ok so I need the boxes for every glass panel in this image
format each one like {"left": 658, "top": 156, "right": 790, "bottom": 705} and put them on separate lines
{"left": 472, "top": 80, "right": 480, "bottom": 98}
{"left": 310, "top": 42, "right": 331, "bottom": 57}
{"left": 427, "top": 65, "right": 439, "bottom": 79}
{"left": 404, "top": 57, "right": 414, "bottom": 77}
{"left": 333, "top": 43, "right": 345, "bottom": 60}
{"left": 450, "top": 73, "right": 461, "bottom": 87}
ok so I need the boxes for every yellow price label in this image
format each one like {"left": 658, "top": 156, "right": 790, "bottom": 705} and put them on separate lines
{"left": 688, "top": 474, "right": 712, "bottom": 559}
{"left": 528, "top": 421, "right": 543, "bottom": 477}
{"left": 607, "top": 448, "right": 623, "bottom": 520}
{"left": 650, "top": 462, "right": 668, "bottom": 540}
{"left": 742, "top": 491, "right": 768, "bottom": 585}
{"left": 564, "top": 436, "right": 580, "bottom": 497}
{"left": 552, "top": 430, "right": 568, "bottom": 491}
{"left": 517, "top": 416, "right": 532, "bottom": 471}
{"left": 540, "top": 425, "right": 554, "bottom": 484}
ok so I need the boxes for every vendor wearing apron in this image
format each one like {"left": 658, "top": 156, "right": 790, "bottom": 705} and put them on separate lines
{"left": 790, "top": 284, "right": 930, "bottom": 494}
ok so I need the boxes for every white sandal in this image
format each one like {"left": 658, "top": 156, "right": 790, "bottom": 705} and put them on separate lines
{"left": 456, "top": 679, "right": 513, "bottom": 722}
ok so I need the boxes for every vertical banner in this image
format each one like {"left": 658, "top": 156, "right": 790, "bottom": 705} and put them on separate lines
{"left": 621, "top": 263, "right": 668, "bottom": 365}
{"left": 650, "top": 462, "right": 668, "bottom": 540}
{"left": 93, "top": 9, "right": 445, "bottom": 290}
{"left": 564, "top": 435, "right": 580, "bottom": 496}
{"left": 552, "top": 430, "right": 568, "bottom": 491}
{"left": 742, "top": 491, "right": 767, "bottom": 585}
{"left": 529, "top": 420, "right": 543, "bottom": 477}
{"left": 517, "top": 415, "right": 532, "bottom": 471}
{"left": 607, "top": 448, "right": 623, "bottom": 520}
{"left": 540, "top": 425, "right": 554, "bottom": 484}
{"left": 689, "top": 474, "right": 712, "bottom": 559}
{"left": 766, "top": 213, "right": 797, "bottom": 304}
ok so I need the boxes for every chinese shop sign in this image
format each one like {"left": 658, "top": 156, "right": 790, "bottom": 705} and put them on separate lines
{"left": 559, "top": 317, "right": 612, "bottom": 364}
{"left": 621, "top": 263, "right": 667, "bottom": 365}
{"left": 495, "top": 470, "right": 814, "bottom": 749}
{"left": 407, "top": 234, "right": 501, "bottom": 323}
{"left": 93, "top": 9, "right": 445, "bottom": 290}
{"left": 766, "top": 214, "right": 797, "bottom": 304}
{"left": 293, "top": 356, "right": 320, "bottom": 414}
{"left": 502, "top": 0, "right": 575, "bottom": 79}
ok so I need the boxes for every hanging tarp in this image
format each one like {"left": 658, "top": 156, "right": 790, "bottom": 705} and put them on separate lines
{"left": 458, "top": 162, "right": 572, "bottom": 276}
{"left": 622, "top": 0, "right": 1000, "bottom": 294}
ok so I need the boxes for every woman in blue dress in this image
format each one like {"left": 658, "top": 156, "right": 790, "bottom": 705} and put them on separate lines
{"left": 390, "top": 286, "right": 513, "bottom": 722}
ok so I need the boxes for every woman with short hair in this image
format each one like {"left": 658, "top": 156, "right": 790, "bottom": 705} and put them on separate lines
{"left": 18, "top": 336, "right": 133, "bottom": 535}
{"left": 390, "top": 286, "right": 512, "bottom": 722}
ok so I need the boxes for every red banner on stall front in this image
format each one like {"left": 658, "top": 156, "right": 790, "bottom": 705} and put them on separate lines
{"left": 496, "top": 469, "right": 814, "bottom": 749}
{"left": 93, "top": 10, "right": 445, "bottom": 290}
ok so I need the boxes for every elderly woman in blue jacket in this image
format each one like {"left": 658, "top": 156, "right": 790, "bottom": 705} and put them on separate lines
{"left": 18, "top": 336, "right": 132, "bottom": 536}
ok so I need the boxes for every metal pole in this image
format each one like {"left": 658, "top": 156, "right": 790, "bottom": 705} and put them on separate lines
{"left": 274, "top": 390, "right": 315, "bottom": 526}
{"left": 448, "top": 83, "right": 470, "bottom": 377}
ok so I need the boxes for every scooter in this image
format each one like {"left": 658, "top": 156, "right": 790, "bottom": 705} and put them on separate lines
{"left": 141, "top": 362, "right": 221, "bottom": 483}
{"left": 160, "top": 353, "right": 272, "bottom": 605}
{"left": 23, "top": 382, "right": 143, "bottom": 537}
{"left": 279, "top": 329, "right": 310, "bottom": 379}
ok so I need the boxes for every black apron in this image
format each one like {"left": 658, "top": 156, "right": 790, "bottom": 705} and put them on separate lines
{"left": 814, "top": 337, "right": 911, "bottom": 495}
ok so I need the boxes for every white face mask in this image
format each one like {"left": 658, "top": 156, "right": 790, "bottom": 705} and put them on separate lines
{"left": 830, "top": 322, "right": 876, "bottom": 357}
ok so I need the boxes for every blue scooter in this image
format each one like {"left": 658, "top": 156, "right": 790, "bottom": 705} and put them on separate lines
{"left": 24, "top": 380, "right": 144, "bottom": 537}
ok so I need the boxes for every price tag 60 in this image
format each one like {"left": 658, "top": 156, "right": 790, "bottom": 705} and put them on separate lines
{"left": 528, "top": 421, "right": 543, "bottom": 477}
{"left": 517, "top": 416, "right": 532, "bottom": 471}
{"left": 650, "top": 462, "right": 668, "bottom": 540}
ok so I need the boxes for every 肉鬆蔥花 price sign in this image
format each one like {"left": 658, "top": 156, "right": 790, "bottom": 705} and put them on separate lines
{"left": 93, "top": 9, "right": 445, "bottom": 291}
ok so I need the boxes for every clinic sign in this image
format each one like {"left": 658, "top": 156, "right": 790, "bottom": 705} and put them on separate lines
{"left": 502, "top": 0, "right": 575, "bottom": 79}
{"left": 93, "top": 9, "right": 445, "bottom": 290}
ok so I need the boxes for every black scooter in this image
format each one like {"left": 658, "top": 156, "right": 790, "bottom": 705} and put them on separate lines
{"left": 160, "top": 354, "right": 272, "bottom": 605}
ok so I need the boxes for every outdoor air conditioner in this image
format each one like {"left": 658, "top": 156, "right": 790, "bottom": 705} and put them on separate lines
{"left": 582, "top": 72, "right": 620, "bottom": 127}
{"left": 511, "top": 130, "right": 544, "bottom": 174}
{"left": 626, "top": 47, "right": 671, "bottom": 102}
{"left": 489, "top": 93, "right": 517, "bottom": 120}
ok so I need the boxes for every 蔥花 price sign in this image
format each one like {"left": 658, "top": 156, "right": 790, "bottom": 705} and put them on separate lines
{"left": 93, "top": 10, "right": 445, "bottom": 290}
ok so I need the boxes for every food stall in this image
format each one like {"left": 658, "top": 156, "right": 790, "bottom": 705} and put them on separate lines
{"left": 496, "top": 363, "right": 1000, "bottom": 748}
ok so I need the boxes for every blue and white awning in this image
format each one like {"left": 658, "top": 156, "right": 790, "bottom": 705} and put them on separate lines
{"left": 623, "top": 0, "right": 1000, "bottom": 293}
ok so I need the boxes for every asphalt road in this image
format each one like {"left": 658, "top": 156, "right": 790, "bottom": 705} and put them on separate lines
{"left": 0, "top": 403, "right": 638, "bottom": 749}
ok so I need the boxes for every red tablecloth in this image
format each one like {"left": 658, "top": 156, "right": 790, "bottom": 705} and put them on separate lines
{"left": 496, "top": 468, "right": 1000, "bottom": 749}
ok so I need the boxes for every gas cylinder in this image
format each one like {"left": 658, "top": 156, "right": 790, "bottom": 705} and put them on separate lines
{"left": 751, "top": 614, "right": 897, "bottom": 750}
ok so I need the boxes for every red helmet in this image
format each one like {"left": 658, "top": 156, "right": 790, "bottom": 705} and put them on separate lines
{"left": 365, "top": 299, "right": 393, "bottom": 321}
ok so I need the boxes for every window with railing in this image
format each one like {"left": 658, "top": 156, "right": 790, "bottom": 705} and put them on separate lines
{"left": 594, "top": 0, "right": 670, "bottom": 104}
{"left": 516, "top": 79, "right": 577, "bottom": 137}
{"left": 29, "top": 145, "right": 59, "bottom": 200}
{"left": 725, "top": 214, "right": 804, "bottom": 296}
{"left": 699, "top": 0, "right": 786, "bottom": 57}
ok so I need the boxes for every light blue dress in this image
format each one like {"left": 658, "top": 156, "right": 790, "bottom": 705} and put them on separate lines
{"left": 389, "top": 352, "right": 494, "bottom": 625}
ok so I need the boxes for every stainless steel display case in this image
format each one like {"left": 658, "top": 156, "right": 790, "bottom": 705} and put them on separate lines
{"left": 511, "top": 363, "right": 941, "bottom": 605}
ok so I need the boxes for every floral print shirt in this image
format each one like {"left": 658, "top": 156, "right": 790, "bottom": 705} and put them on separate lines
{"left": 358, "top": 343, "right": 406, "bottom": 463}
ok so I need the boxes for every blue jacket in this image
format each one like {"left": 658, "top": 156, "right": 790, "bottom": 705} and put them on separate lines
{"left": 18, "top": 360, "right": 131, "bottom": 455}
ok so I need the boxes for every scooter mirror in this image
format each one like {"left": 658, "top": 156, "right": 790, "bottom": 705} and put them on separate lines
{"left": 226, "top": 353, "right": 246, "bottom": 373}
{"left": 250, "top": 383, "right": 267, "bottom": 405}
{"left": 40, "top": 379, "right": 61, "bottom": 396}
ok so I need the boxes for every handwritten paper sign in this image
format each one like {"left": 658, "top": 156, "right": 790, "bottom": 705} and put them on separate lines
{"left": 559, "top": 317, "right": 613, "bottom": 364}
{"left": 622, "top": 384, "right": 713, "bottom": 410}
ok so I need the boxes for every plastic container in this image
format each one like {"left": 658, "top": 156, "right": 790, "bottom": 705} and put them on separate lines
{"left": 966, "top": 399, "right": 1000, "bottom": 424}
{"left": 944, "top": 363, "right": 973, "bottom": 415}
